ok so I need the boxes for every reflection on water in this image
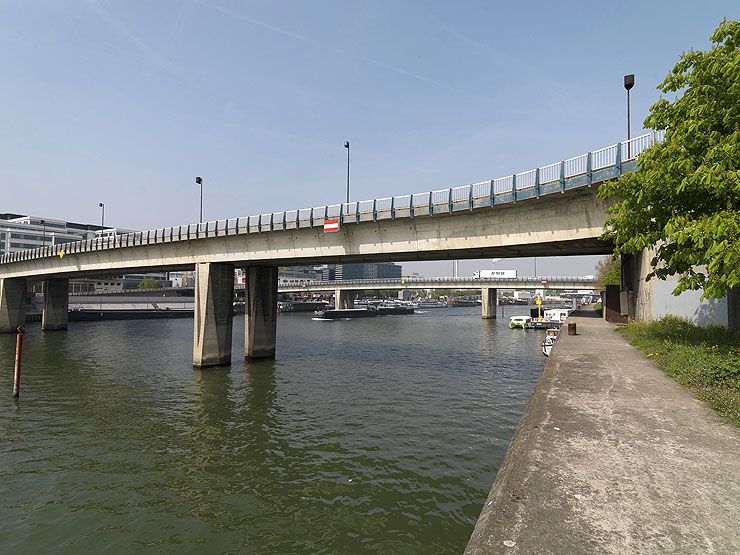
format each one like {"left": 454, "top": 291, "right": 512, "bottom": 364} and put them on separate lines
{"left": 0, "top": 307, "right": 544, "bottom": 553}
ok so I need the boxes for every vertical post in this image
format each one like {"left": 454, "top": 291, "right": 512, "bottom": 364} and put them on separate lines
{"left": 627, "top": 88, "right": 631, "bottom": 159}
{"left": 511, "top": 174, "right": 517, "bottom": 202}
{"left": 615, "top": 142, "right": 622, "bottom": 174}
{"left": 193, "top": 262, "right": 234, "bottom": 367}
{"left": 560, "top": 160, "right": 566, "bottom": 193}
{"left": 489, "top": 179, "right": 495, "bottom": 206}
{"left": 13, "top": 325, "right": 24, "bottom": 397}
{"left": 245, "top": 266, "right": 278, "bottom": 360}
{"left": 345, "top": 141, "right": 350, "bottom": 205}
{"left": 42, "top": 278, "right": 69, "bottom": 331}
{"left": 587, "top": 152, "right": 593, "bottom": 186}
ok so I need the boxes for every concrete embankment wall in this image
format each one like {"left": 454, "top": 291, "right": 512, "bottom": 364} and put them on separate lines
{"left": 465, "top": 311, "right": 740, "bottom": 554}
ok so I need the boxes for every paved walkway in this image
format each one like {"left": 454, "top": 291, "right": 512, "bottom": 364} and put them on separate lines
{"left": 466, "top": 311, "right": 740, "bottom": 554}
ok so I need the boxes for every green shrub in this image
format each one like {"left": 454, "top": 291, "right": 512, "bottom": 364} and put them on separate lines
{"left": 618, "top": 316, "right": 740, "bottom": 425}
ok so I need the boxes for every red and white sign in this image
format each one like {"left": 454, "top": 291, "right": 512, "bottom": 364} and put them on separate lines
{"left": 323, "top": 219, "right": 340, "bottom": 232}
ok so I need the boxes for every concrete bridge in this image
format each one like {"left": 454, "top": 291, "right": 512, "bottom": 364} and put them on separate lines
{"left": 279, "top": 276, "right": 596, "bottom": 316}
{"left": 0, "top": 133, "right": 661, "bottom": 366}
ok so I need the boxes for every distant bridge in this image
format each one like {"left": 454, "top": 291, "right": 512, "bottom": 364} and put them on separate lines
{"left": 277, "top": 276, "right": 596, "bottom": 293}
{"left": 0, "top": 132, "right": 661, "bottom": 365}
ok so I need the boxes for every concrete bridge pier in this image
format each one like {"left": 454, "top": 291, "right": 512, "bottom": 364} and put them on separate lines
{"left": 0, "top": 278, "right": 27, "bottom": 333}
{"left": 335, "top": 289, "right": 356, "bottom": 310}
{"left": 42, "top": 278, "right": 69, "bottom": 331}
{"left": 245, "top": 266, "right": 278, "bottom": 360}
{"left": 193, "top": 262, "right": 234, "bottom": 367}
{"left": 481, "top": 287, "right": 497, "bottom": 319}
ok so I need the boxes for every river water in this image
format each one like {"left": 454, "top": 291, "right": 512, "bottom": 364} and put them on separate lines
{"left": 0, "top": 306, "right": 545, "bottom": 554}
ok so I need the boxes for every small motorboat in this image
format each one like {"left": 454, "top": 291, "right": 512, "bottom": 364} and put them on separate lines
{"left": 509, "top": 315, "right": 532, "bottom": 329}
{"left": 542, "top": 328, "right": 559, "bottom": 356}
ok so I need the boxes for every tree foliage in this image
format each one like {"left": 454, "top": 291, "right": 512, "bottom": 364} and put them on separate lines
{"left": 599, "top": 20, "right": 740, "bottom": 299}
{"left": 594, "top": 255, "right": 621, "bottom": 290}
{"left": 138, "top": 277, "right": 158, "bottom": 289}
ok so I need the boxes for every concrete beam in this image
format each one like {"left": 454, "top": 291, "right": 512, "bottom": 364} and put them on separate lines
{"left": 0, "top": 278, "right": 27, "bottom": 333}
{"left": 334, "top": 289, "right": 356, "bottom": 310}
{"left": 481, "top": 287, "right": 497, "bottom": 319}
{"left": 193, "top": 262, "right": 234, "bottom": 367}
{"left": 42, "top": 278, "right": 69, "bottom": 331}
{"left": 0, "top": 187, "right": 613, "bottom": 281}
{"left": 245, "top": 266, "right": 278, "bottom": 360}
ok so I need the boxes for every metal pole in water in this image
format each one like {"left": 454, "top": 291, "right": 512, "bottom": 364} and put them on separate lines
{"left": 13, "top": 325, "right": 25, "bottom": 398}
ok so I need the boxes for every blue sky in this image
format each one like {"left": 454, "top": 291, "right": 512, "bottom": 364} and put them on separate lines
{"left": 1, "top": 1, "right": 736, "bottom": 275}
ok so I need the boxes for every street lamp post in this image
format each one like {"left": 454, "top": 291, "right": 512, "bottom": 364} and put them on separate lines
{"left": 40, "top": 219, "right": 46, "bottom": 246}
{"left": 624, "top": 74, "right": 635, "bottom": 158}
{"left": 195, "top": 176, "right": 203, "bottom": 223}
{"left": 344, "top": 141, "right": 350, "bottom": 206}
{"left": 98, "top": 202, "right": 105, "bottom": 229}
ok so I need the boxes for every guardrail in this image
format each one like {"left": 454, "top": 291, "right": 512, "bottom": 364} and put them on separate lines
{"left": 279, "top": 277, "right": 596, "bottom": 289}
{"left": 0, "top": 131, "right": 663, "bottom": 266}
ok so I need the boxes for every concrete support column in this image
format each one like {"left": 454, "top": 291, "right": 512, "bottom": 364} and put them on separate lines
{"left": 482, "top": 287, "right": 497, "bottom": 319}
{"left": 334, "top": 289, "right": 356, "bottom": 310}
{"left": 245, "top": 266, "right": 278, "bottom": 360}
{"left": 193, "top": 262, "right": 234, "bottom": 367}
{"left": 0, "top": 278, "right": 27, "bottom": 333}
{"left": 42, "top": 278, "right": 69, "bottom": 331}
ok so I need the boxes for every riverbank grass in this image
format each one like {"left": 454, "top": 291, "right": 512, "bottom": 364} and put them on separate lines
{"left": 617, "top": 317, "right": 740, "bottom": 425}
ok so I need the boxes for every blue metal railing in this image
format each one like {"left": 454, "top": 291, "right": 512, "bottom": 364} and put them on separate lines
{"left": 0, "top": 131, "right": 663, "bottom": 266}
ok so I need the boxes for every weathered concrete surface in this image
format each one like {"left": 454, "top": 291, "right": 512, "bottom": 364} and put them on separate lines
{"left": 466, "top": 311, "right": 740, "bottom": 554}
{"left": 0, "top": 277, "right": 27, "bottom": 333}
{"left": 244, "top": 266, "right": 278, "bottom": 360}
{"left": 334, "top": 289, "right": 356, "bottom": 310}
{"left": 41, "top": 278, "right": 69, "bottom": 331}
{"left": 482, "top": 287, "right": 497, "bottom": 319}
{"left": 193, "top": 262, "right": 234, "bottom": 367}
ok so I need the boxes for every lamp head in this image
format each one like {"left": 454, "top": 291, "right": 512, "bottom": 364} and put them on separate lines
{"left": 344, "top": 141, "right": 349, "bottom": 149}
{"left": 624, "top": 74, "right": 635, "bottom": 91}
{"left": 99, "top": 202, "right": 103, "bottom": 207}
{"left": 195, "top": 176, "right": 202, "bottom": 185}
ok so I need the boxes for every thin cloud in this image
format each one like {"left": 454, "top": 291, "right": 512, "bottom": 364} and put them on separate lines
{"left": 194, "top": 0, "right": 471, "bottom": 97}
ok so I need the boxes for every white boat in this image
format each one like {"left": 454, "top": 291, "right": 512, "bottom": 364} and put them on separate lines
{"left": 542, "top": 328, "right": 559, "bottom": 356}
{"left": 509, "top": 315, "right": 531, "bottom": 329}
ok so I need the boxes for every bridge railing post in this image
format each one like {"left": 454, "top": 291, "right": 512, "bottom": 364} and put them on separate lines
{"left": 390, "top": 196, "right": 395, "bottom": 220}
{"left": 372, "top": 199, "right": 377, "bottom": 220}
{"left": 448, "top": 188, "right": 453, "bottom": 212}
{"left": 615, "top": 142, "right": 622, "bottom": 174}
{"left": 468, "top": 184, "right": 473, "bottom": 210}
{"left": 560, "top": 160, "right": 566, "bottom": 193}
{"left": 587, "top": 151, "right": 592, "bottom": 186}
{"left": 409, "top": 195, "right": 415, "bottom": 218}
{"left": 489, "top": 179, "right": 495, "bottom": 206}
{"left": 511, "top": 174, "right": 517, "bottom": 202}
{"left": 535, "top": 167, "right": 541, "bottom": 198}
{"left": 428, "top": 192, "right": 433, "bottom": 215}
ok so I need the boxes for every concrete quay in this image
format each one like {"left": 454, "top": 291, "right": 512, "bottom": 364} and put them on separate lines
{"left": 466, "top": 311, "right": 740, "bottom": 554}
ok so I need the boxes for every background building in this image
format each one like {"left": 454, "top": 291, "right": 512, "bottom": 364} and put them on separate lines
{"left": 320, "top": 263, "right": 402, "bottom": 280}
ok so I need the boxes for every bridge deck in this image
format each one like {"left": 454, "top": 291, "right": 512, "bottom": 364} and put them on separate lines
{"left": 1, "top": 132, "right": 663, "bottom": 279}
